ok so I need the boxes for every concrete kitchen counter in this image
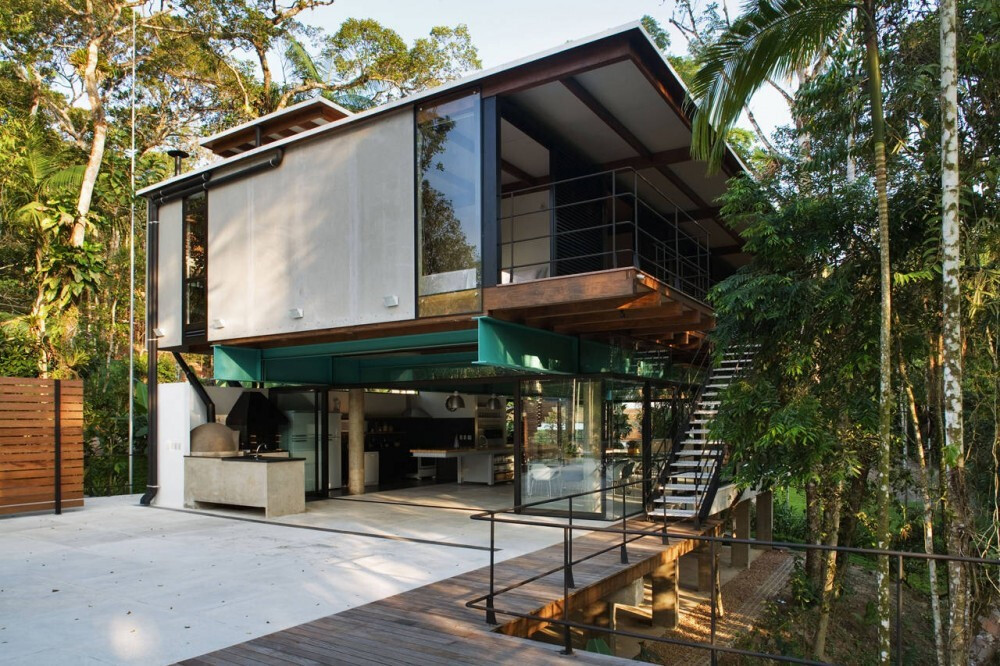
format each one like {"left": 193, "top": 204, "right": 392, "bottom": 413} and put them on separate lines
{"left": 184, "top": 455, "right": 305, "bottom": 517}
{"left": 409, "top": 447, "right": 514, "bottom": 485}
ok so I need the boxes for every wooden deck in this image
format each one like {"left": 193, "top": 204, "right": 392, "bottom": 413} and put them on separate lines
{"left": 178, "top": 519, "right": 717, "bottom": 665}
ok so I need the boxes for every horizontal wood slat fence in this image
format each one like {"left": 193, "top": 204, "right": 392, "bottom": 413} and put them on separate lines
{"left": 0, "top": 377, "right": 84, "bottom": 515}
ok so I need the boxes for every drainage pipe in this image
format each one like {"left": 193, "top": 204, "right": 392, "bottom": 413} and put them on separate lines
{"left": 140, "top": 201, "right": 159, "bottom": 506}
{"left": 154, "top": 148, "right": 284, "bottom": 206}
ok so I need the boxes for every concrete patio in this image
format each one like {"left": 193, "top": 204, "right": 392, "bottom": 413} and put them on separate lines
{"left": 0, "top": 485, "right": 589, "bottom": 665}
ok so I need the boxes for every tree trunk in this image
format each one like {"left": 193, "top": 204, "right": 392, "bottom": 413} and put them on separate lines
{"left": 72, "top": 36, "right": 109, "bottom": 248}
{"left": 899, "top": 359, "right": 946, "bottom": 665}
{"left": 863, "top": 9, "right": 894, "bottom": 664}
{"left": 939, "top": 0, "right": 970, "bottom": 661}
{"left": 813, "top": 478, "right": 843, "bottom": 660}
{"left": 805, "top": 479, "right": 823, "bottom": 586}
{"left": 834, "top": 464, "right": 870, "bottom": 594}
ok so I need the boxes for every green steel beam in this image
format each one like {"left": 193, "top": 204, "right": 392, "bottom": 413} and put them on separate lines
{"left": 476, "top": 317, "right": 578, "bottom": 374}
{"left": 214, "top": 346, "right": 262, "bottom": 382}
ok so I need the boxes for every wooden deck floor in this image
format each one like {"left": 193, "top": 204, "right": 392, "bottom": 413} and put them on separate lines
{"left": 178, "top": 519, "right": 716, "bottom": 665}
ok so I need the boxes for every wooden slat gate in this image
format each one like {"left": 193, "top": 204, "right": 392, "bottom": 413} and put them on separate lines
{"left": 0, "top": 377, "right": 84, "bottom": 515}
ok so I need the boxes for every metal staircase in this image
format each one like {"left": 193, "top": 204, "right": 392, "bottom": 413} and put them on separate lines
{"left": 649, "top": 347, "right": 755, "bottom": 522}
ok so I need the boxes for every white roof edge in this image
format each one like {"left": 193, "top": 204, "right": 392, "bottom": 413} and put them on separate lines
{"left": 141, "top": 20, "right": 747, "bottom": 197}
{"left": 198, "top": 97, "right": 354, "bottom": 148}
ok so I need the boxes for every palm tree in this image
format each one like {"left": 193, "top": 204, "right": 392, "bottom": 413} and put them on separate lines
{"left": 686, "top": 1, "right": 894, "bottom": 662}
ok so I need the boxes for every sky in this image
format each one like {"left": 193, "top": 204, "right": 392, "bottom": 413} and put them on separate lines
{"left": 304, "top": 0, "right": 794, "bottom": 138}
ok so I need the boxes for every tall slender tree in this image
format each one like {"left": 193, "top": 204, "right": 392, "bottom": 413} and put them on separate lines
{"left": 938, "top": 0, "right": 970, "bottom": 661}
{"left": 687, "top": 2, "right": 895, "bottom": 661}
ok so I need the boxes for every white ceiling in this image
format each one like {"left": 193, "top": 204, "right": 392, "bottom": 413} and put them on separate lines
{"left": 499, "top": 58, "right": 746, "bottom": 268}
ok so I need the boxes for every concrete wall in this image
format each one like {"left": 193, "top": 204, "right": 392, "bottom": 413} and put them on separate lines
{"left": 156, "top": 201, "right": 184, "bottom": 349}
{"left": 205, "top": 109, "right": 416, "bottom": 342}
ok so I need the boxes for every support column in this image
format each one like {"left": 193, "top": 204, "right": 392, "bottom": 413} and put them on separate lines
{"left": 651, "top": 557, "right": 680, "bottom": 629}
{"left": 731, "top": 499, "right": 751, "bottom": 569}
{"left": 348, "top": 388, "right": 365, "bottom": 495}
{"left": 697, "top": 545, "right": 712, "bottom": 591}
{"left": 756, "top": 490, "right": 774, "bottom": 549}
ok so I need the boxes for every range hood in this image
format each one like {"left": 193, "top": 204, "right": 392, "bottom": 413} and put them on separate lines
{"left": 400, "top": 396, "right": 430, "bottom": 418}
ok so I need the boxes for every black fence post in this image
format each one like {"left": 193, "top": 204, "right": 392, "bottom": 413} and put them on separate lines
{"left": 567, "top": 496, "right": 575, "bottom": 588}
{"left": 486, "top": 511, "right": 497, "bottom": 625}
{"left": 710, "top": 538, "right": 717, "bottom": 666}
{"left": 561, "top": 527, "right": 573, "bottom": 655}
{"left": 53, "top": 379, "right": 62, "bottom": 515}
{"left": 896, "top": 554, "right": 903, "bottom": 665}
{"left": 620, "top": 484, "right": 629, "bottom": 564}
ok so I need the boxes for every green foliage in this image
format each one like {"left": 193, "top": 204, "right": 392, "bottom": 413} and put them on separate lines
{"left": 790, "top": 558, "right": 820, "bottom": 608}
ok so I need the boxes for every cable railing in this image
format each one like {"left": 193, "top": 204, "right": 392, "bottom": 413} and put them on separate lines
{"left": 499, "top": 167, "right": 712, "bottom": 302}
{"left": 465, "top": 478, "right": 1000, "bottom": 665}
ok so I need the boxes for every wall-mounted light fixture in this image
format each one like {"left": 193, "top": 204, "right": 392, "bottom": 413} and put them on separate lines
{"left": 445, "top": 391, "right": 465, "bottom": 412}
{"left": 383, "top": 295, "right": 399, "bottom": 308}
{"left": 211, "top": 318, "right": 226, "bottom": 329}
{"left": 152, "top": 327, "right": 165, "bottom": 339}
{"left": 289, "top": 308, "right": 304, "bottom": 319}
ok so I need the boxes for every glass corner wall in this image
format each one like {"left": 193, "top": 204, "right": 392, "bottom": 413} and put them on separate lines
{"left": 416, "top": 91, "right": 482, "bottom": 317}
{"left": 518, "top": 377, "right": 650, "bottom": 519}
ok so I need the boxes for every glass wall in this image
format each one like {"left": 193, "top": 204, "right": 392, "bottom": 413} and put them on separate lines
{"left": 416, "top": 91, "right": 482, "bottom": 317}
{"left": 520, "top": 379, "right": 603, "bottom": 515}
{"left": 182, "top": 191, "right": 207, "bottom": 338}
{"left": 603, "top": 380, "right": 646, "bottom": 519}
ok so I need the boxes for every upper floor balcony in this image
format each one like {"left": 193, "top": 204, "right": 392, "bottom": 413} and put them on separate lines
{"left": 498, "top": 167, "right": 710, "bottom": 302}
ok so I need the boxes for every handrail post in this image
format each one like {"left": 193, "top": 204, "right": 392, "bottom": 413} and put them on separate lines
{"left": 674, "top": 208, "right": 680, "bottom": 291}
{"left": 620, "top": 483, "right": 629, "bottom": 564}
{"left": 611, "top": 171, "right": 617, "bottom": 268}
{"left": 895, "top": 554, "right": 903, "bottom": 664}
{"left": 561, "top": 526, "right": 574, "bottom": 655}
{"left": 710, "top": 538, "right": 718, "bottom": 666}
{"left": 633, "top": 171, "right": 639, "bottom": 268}
{"left": 486, "top": 511, "right": 497, "bottom": 624}
{"left": 567, "top": 496, "right": 575, "bottom": 588}
{"left": 53, "top": 379, "right": 62, "bottom": 515}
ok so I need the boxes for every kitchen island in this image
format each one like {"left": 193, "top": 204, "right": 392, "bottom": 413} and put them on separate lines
{"left": 409, "top": 447, "right": 514, "bottom": 485}
{"left": 184, "top": 453, "right": 305, "bottom": 517}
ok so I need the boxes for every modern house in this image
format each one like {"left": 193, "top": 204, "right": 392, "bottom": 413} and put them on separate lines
{"left": 137, "top": 22, "right": 758, "bottom": 525}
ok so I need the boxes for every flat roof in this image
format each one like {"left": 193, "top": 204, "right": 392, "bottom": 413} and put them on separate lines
{"left": 139, "top": 21, "right": 747, "bottom": 197}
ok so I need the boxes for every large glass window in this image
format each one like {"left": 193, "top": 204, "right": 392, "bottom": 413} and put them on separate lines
{"left": 521, "top": 379, "right": 603, "bottom": 515}
{"left": 416, "top": 92, "right": 482, "bottom": 317}
{"left": 183, "top": 191, "right": 207, "bottom": 337}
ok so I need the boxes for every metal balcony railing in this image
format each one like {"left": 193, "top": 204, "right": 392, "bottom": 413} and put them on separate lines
{"left": 498, "top": 167, "right": 712, "bottom": 302}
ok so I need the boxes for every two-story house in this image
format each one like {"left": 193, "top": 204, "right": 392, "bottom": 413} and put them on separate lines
{"left": 138, "top": 22, "right": 752, "bottom": 523}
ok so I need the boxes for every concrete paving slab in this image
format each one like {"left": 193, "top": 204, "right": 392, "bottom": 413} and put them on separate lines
{"left": 0, "top": 487, "right": 579, "bottom": 665}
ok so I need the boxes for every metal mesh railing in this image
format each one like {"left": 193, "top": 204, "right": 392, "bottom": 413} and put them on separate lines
{"left": 499, "top": 168, "right": 712, "bottom": 302}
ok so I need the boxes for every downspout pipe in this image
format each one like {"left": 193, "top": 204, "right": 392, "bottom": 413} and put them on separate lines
{"left": 140, "top": 200, "right": 159, "bottom": 506}
{"left": 172, "top": 352, "right": 216, "bottom": 423}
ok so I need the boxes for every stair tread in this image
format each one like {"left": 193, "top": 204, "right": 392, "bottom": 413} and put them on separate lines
{"left": 654, "top": 496, "right": 698, "bottom": 504}
{"left": 648, "top": 508, "right": 697, "bottom": 519}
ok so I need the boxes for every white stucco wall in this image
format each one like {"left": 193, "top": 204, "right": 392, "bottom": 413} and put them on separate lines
{"left": 156, "top": 201, "right": 183, "bottom": 348}
{"left": 205, "top": 109, "right": 417, "bottom": 342}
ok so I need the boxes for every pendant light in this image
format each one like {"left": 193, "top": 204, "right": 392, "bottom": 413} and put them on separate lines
{"left": 485, "top": 394, "right": 502, "bottom": 411}
{"left": 445, "top": 391, "right": 465, "bottom": 412}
